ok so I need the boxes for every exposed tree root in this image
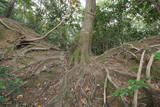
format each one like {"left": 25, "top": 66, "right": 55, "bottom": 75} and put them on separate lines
{"left": 0, "top": 18, "right": 24, "bottom": 35}
{"left": 133, "top": 50, "right": 146, "bottom": 107}
{"left": 111, "top": 69, "right": 137, "bottom": 78}
{"left": 126, "top": 43, "right": 140, "bottom": 51}
{"left": 146, "top": 50, "right": 160, "bottom": 84}
{"left": 1, "top": 20, "right": 160, "bottom": 107}
{"left": 13, "top": 56, "right": 64, "bottom": 79}
{"left": 104, "top": 68, "right": 129, "bottom": 107}
{"left": 103, "top": 71, "right": 108, "bottom": 107}
{"left": 146, "top": 54, "right": 154, "bottom": 84}
{"left": 22, "top": 47, "right": 63, "bottom": 55}
{"left": 47, "top": 64, "right": 99, "bottom": 107}
{"left": 45, "top": 44, "right": 160, "bottom": 107}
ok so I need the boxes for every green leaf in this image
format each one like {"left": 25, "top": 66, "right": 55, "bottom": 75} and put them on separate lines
{"left": 0, "top": 66, "right": 9, "bottom": 73}
{"left": 0, "top": 96, "right": 6, "bottom": 103}
{"left": 0, "top": 82, "right": 5, "bottom": 89}
{"left": 154, "top": 52, "right": 160, "bottom": 59}
{"left": 112, "top": 79, "right": 149, "bottom": 97}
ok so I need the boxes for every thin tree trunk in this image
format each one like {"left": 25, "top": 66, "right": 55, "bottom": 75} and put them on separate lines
{"left": 133, "top": 50, "right": 146, "bottom": 107}
{"left": 79, "top": 0, "right": 96, "bottom": 64}
{"left": 5, "top": 0, "right": 16, "bottom": 18}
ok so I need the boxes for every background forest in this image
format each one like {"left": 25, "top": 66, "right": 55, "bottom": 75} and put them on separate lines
{"left": 1, "top": 0, "right": 160, "bottom": 54}
{"left": 0, "top": 0, "right": 160, "bottom": 107}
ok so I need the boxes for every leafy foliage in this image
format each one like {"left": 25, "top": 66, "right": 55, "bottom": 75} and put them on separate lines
{"left": 0, "top": 0, "right": 8, "bottom": 16}
{"left": 154, "top": 52, "right": 160, "bottom": 59}
{"left": 0, "top": 66, "right": 23, "bottom": 103}
{"left": 92, "top": 0, "right": 160, "bottom": 55}
{"left": 112, "top": 79, "right": 148, "bottom": 97}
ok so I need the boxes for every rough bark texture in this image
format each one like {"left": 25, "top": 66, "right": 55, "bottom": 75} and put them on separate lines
{"left": 79, "top": 0, "right": 96, "bottom": 64}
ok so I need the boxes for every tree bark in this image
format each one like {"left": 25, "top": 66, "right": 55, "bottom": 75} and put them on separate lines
{"left": 5, "top": 0, "right": 16, "bottom": 18}
{"left": 78, "top": 0, "right": 96, "bottom": 64}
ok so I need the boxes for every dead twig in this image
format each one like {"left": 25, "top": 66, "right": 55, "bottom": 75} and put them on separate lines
{"left": 133, "top": 50, "right": 146, "bottom": 107}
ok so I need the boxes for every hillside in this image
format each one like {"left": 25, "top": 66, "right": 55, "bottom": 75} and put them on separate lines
{"left": 0, "top": 18, "right": 160, "bottom": 107}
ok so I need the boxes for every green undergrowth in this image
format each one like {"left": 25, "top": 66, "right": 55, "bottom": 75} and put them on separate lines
{"left": 112, "top": 79, "right": 149, "bottom": 97}
{"left": 113, "top": 52, "right": 160, "bottom": 98}
{"left": 0, "top": 66, "right": 23, "bottom": 103}
{"left": 154, "top": 52, "right": 160, "bottom": 59}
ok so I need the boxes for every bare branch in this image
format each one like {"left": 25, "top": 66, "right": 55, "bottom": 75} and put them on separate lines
{"left": 25, "top": 14, "right": 71, "bottom": 41}
{"left": 103, "top": 71, "right": 108, "bottom": 106}
{"left": 146, "top": 54, "right": 154, "bottom": 84}
{"left": 146, "top": 50, "right": 160, "bottom": 84}
{"left": 133, "top": 50, "right": 146, "bottom": 107}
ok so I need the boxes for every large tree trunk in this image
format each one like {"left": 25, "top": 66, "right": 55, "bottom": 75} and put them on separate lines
{"left": 78, "top": 0, "right": 96, "bottom": 64}
{"left": 5, "top": 0, "right": 16, "bottom": 18}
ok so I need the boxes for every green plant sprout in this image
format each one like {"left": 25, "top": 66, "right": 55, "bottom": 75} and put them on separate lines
{"left": 112, "top": 79, "right": 148, "bottom": 97}
{"left": 154, "top": 52, "right": 160, "bottom": 59}
{"left": 0, "top": 66, "right": 23, "bottom": 103}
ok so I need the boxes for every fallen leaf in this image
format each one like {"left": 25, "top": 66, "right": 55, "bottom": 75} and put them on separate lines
{"left": 16, "top": 95, "right": 23, "bottom": 100}
{"left": 36, "top": 104, "right": 42, "bottom": 107}
{"left": 80, "top": 98, "right": 87, "bottom": 104}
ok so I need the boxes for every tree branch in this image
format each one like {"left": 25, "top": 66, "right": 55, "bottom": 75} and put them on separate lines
{"left": 25, "top": 14, "right": 71, "bottom": 41}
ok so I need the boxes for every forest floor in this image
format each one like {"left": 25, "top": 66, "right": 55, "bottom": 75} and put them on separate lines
{"left": 0, "top": 18, "right": 160, "bottom": 107}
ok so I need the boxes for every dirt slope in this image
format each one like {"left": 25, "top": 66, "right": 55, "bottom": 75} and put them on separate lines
{"left": 0, "top": 18, "right": 66, "bottom": 107}
{"left": 0, "top": 18, "right": 160, "bottom": 107}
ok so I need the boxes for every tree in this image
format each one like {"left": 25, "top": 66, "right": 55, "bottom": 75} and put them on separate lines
{"left": 79, "top": 0, "right": 96, "bottom": 63}
{"left": 5, "top": 0, "right": 16, "bottom": 18}
{"left": 0, "top": 0, "right": 9, "bottom": 17}
{"left": 47, "top": 0, "right": 96, "bottom": 106}
{"left": 71, "top": 0, "right": 96, "bottom": 64}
